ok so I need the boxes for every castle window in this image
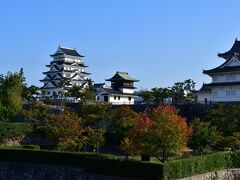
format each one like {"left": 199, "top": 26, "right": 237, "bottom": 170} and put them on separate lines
{"left": 212, "top": 91, "right": 218, "bottom": 97}
{"left": 226, "top": 90, "right": 231, "bottom": 96}
{"left": 231, "top": 90, "right": 236, "bottom": 96}
{"left": 226, "top": 74, "right": 236, "bottom": 80}
{"left": 213, "top": 76, "right": 218, "bottom": 82}
{"left": 128, "top": 97, "right": 131, "bottom": 101}
{"left": 226, "top": 74, "right": 231, "bottom": 80}
{"left": 226, "top": 90, "right": 236, "bottom": 96}
{"left": 118, "top": 96, "right": 120, "bottom": 100}
{"left": 114, "top": 96, "right": 116, "bottom": 100}
{"left": 231, "top": 74, "right": 236, "bottom": 80}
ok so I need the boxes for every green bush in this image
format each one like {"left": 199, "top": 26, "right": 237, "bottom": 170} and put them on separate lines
{"left": 0, "top": 148, "right": 163, "bottom": 179}
{"left": 232, "top": 151, "right": 240, "bottom": 167}
{"left": 0, "top": 148, "right": 240, "bottom": 179}
{"left": 0, "top": 123, "right": 33, "bottom": 141}
{"left": 163, "top": 152, "right": 233, "bottom": 179}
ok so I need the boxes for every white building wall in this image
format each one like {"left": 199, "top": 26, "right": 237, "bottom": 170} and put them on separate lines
{"left": 211, "top": 73, "right": 240, "bottom": 83}
{"left": 197, "top": 93, "right": 212, "bottom": 104}
{"left": 109, "top": 95, "right": 134, "bottom": 105}
{"left": 211, "top": 86, "right": 240, "bottom": 102}
{"left": 41, "top": 50, "right": 89, "bottom": 101}
{"left": 119, "top": 88, "right": 134, "bottom": 94}
{"left": 96, "top": 92, "right": 135, "bottom": 105}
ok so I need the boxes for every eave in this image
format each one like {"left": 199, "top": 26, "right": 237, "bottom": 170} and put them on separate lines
{"left": 106, "top": 78, "right": 139, "bottom": 82}
{"left": 206, "top": 82, "right": 240, "bottom": 87}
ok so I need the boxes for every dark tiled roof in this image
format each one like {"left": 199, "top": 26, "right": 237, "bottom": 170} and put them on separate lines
{"left": 51, "top": 46, "right": 84, "bottom": 57}
{"left": 94, "top": 83, "right": 105, "bottom": 89}
{"left": 197, "top": 84, "right": 212, "bottom": 93}
{"left": 43, "top": 70, "right": 62, "bottom": 74}
{"left": 81, "top": 71, "right": 91, "bottom": 75}
{"left": 101, "top": 88, "right": 138, "bottom": 96}
{"left": 206, "top": 82, "right": 240, "bottom": 87}
{"left": 50, "top": 61, "right": 87, "bottom": 67}
{"left": 203, "top": 65, "right": 240, "bottom": 74}
{"left": 218, "top": 38, "right": 240, "bottom": 60}
{"left": 41, "top": 81, "right": 59, "bottom": 89}
{"left": 39, "top": 74, "right": 52, "bottom": 82}
{"left": 106, "top": 71, "right": 139, "bottom": 82}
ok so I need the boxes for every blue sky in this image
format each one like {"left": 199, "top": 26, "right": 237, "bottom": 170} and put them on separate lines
{"left": 1, "top": 0, "right": 240, "bottom": 90}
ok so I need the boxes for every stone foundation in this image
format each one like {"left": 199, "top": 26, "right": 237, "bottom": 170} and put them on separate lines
{"left": 180, "top": 169, "right": 240, "bottom": 180}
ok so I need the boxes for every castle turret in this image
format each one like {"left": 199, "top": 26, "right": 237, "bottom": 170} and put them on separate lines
{"left": 40, "top": 46, "right": 90, "bottom": 101}
{"left": 96, "top": 71, "right": 139, "bottom": 105}
{"left": 197, "top": 39, "right": 240, "bottom": 103}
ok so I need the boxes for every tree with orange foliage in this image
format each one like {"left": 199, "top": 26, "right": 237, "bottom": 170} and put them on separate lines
{"left": 121, "top": 113, "right": 153, "bottom": 159}
{"left": 148, "top": 105, "right": 191, "bottom": 162}
{"left": 44, "top": 110, "right": 86, "bottom": 151}
{"left": 121, "top": 105, "right": 191, "bottom": 162}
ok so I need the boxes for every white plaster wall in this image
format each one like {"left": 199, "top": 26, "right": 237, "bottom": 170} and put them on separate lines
{"left": 211, "top": 73, "right": 240, "bottom": 83}
{"left": 109, "top": 96, "right": 134, "bottom": 105}
{"left": 197, "top": 93, "right": 212, "bottom": 104}
{"left": 96, "top": 92, "right": 134, "bottom": 105}
{"left": 211, "top": 86, "right": 240, "bottom": 102}
{"left": 43, "top": 88, "right": 62, "bottom": 97}
{"left": 119, "top": 88, "right": 134, "bottom": 94}
{"left": 227, "top": 60, "right": 240, "bottom": 66}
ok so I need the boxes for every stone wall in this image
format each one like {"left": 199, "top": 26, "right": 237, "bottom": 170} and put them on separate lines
{"left": 0, "top": 161, "right": 139, "bottom": 180}
{"left": 180, "top": 169, "right": 240, "bottom": 180}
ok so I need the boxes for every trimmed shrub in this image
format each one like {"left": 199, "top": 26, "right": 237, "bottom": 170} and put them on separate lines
{"left": 0, "top": 148, "right": 240, "bottom": 179}
{"left": 232, "top": 151, "right": 240, "bottom": 168}
{"left": 0, "top": 148, "right": 163, "bottom": 179}
{"left": 163, "top": 152, "right": 233, "bottom": 179}
{"left": 0, "top": 123, "right": 33, "bottom": 141}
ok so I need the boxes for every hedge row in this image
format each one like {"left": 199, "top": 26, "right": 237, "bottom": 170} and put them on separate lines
{"left": 0, "top": 148, "right": 163, "bottom": 179}
{"left": 0, "top": 148, "right": 240, "bottom": 179}
{"left": 0, "top": 123, "right": 33, "bottom": 141}
{"left": 163, "top": 151, "right": 235, "bottom": 179}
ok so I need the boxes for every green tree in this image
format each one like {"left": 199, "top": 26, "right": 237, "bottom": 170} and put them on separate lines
{"left": 188, "top": 118, "right": 222, "bottom": 153}
{"left": 68, "top": 84, "right": 83, "bottom": 101}
{"left": 111, "top": 106, "right": 138, "bottom": 143}
{"left": 22, "top": 85, "right": 40, "bottom": 103}
{"left": 21, "top": 102, "right": 49, "bottom": 122}
{"left": 86, "top": 127, "right": 106, "bottom": 153}
{"left": 215, "top": 132, "right": 240, "bottom": 151}
{"left": 138, "top": 89, "right": 153, "bottom": 105}
{"left": 78, "top": 103, "right": 111, "bottom": 126}
{"left": 81, "top": 79, "right": 95, "bottom": 104}
{"left": 68, "top": 79, "right": 95, "bottom": 103}
{"left": 171, "top": 79, "right": 196, "bottom": 104}
{"left": 205, "top": 104, "right": 240, "bottom": 135}
{"left": 58, "top": 77, "right": 71, "bottom": 105}
{"left": 151, "top": 87, "right": 171, "bottom": 105}
{"left": 0, "top": 70, "right": 24, "bottom": 121}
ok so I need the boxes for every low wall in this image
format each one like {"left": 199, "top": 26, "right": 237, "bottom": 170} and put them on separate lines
{"left": 0, "top": 161, "right": 139, "bottom": 180}
{"left": 180, "top": 169, "right": 240, "bottom": 180}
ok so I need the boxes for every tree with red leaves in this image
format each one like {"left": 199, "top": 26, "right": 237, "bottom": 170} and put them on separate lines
{"left": 121, "top": 104, "right": 191, "bottom": 162}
